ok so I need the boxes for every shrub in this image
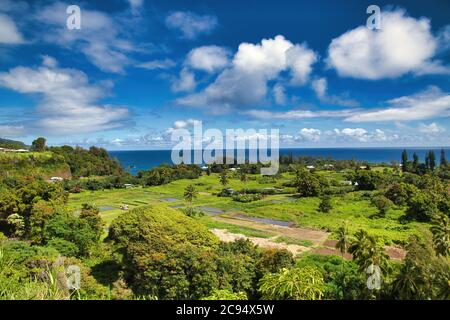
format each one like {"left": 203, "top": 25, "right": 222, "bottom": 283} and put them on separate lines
{"left": 232, "top": 193, "right": 263, "bottom": 203}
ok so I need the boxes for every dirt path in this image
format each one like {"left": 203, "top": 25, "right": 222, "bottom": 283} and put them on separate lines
{"left": 211, "top": 229, "right": 312, "bottom": 256}
{"left": 211, "top": 215, "right": 406, "bottom": 260}
{"left": 213, "top": 215, "right": 329, "bottom": 245}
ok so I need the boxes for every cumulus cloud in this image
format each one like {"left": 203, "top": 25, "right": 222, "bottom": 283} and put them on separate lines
{"left": 327, "top": 9, "right": 449, "bottom": 79}
{"left": 419, "top": 122, "right": 446, "bottom": 134}
{"left": 165, "top": 11, "right": 218, "bottom": 39}
{"left": 36, "top": 2, "right": 144, "bottom": 73}
{"left": 186, "top": 46, "right": 230, "bottom": 73}
{"left": 311, "top": 77, "right": 359, "bottom": 107}
{"left": 299, "top": 128, "right": 321, "bottom": 142}
{"left": 137, "top": 59, "right": 176, "bottom": 70}
{"left": 171, "top": 68, "right": 196, "bottom": 92}
{"left": 177, "top": 35, "right": 318, "bottom": 113}
{"left": 0, "top": 13, "right": 24, "bottom": 44}
{"left": 332, "top": 128, "right": 391, "bottom": 143}
{"left": 0, "top": 57, "right": 129, "bottom": 135}
{"left": 345, "top": 86, "right": 450, "bottom": 122}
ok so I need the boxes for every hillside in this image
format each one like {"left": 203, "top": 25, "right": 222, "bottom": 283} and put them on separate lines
{"left": 0, "top": 151, "right": 71, "bottom": 179}
{"left": 0, "top": 138, "right": 28, "bottom": 150}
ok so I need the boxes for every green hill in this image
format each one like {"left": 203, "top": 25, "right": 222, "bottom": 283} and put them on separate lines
{"left": 0, "top": 138, "right": 28, "bottom": 150}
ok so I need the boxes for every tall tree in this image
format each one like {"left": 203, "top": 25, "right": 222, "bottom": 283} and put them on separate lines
{"left": 335, "top": 223, "right": 350, "bottom": 270}
{"left": 430, "top": 213, "right": 449, "bottom": 257}
{"left": 183, "top": 184, "right": 198, "bottom": 212}
{"left": 412, "top": 152, "right": 419, "bottom": 172}
{"left": 219, "top": 169, "right": 229, "bottom": 187}
{"left": 31, "top": 137, "right": 46, "bottom": 152}
{"left": 428, "top": 150, "right": 436, "bottom": 171}
{"left": 440, "top": 149, "right": 447, "bottom": 168}
{"left": 401, "top": 150, "right": 408, "bottom": 172}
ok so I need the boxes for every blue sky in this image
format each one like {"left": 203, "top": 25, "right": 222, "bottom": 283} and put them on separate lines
{"left": 0, "top": 0, "right": 449, "bottom": 149}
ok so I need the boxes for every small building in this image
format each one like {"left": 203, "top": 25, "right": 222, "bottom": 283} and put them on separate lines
{"left": 341, "top": 180, "right": 353, "bottom": 186}
{"left": 124, "top": 184, "right": 134, "bottom": 189}
{"left": 120, "top": 204, "right": 129, "bottom": 211}
{"left": 323, "top": 164, "right": 334, "bottom": 169}
{"left": 229, "top": 168, "right": 237, "bottom": 172}
{"left": 306, "top": 165, "right": 315, "bottom": 170}
{"left": 15, "top": 149, "right": 29, "bottom": 153}
{"left": 50, "top": 177, "right": 64, "bottom": 182}
{"left": 200, "top": 165, "right": 209, "bottom": 171}
{"left": 359, "top": 166, "right": 368, "bottom": 170}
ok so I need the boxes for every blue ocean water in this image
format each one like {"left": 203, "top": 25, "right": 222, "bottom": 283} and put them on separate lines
{"left": 110, "top": 148, "right": 449, "bottom": 175}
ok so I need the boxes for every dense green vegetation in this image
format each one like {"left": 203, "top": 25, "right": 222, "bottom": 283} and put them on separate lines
{"left": 0, "top": 139, "right": 448, "bottom": 300}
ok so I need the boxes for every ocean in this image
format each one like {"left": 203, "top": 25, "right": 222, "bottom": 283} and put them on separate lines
{"left": 109, "top": 148, "right": 450, "bottom": 175}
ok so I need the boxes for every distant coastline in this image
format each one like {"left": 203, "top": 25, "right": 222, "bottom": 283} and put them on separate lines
{"left": 110, "top": 147, "right": 450, "bottom": 175}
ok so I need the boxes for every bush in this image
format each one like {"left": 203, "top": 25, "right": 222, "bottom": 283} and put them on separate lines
{"left": 46, "top": 238, "right": 79, "bottom": 257}
{"left": 318, "top": 195, "right": 333, "bottom": 213}
{"left": 109, "top": 205, "right": 219, "bottom": 299}
{"left": 232, "top": 193, "right": 263, "bottom": 203}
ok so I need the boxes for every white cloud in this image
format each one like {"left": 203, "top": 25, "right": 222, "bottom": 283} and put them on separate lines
{"left": 137, "top": 59, "right": 176, "bottom": 70}
{"left": 0, "top": 57, "right": 129, "bottom": 135}
{"left": 0, "top": 125, "right": 25, "bottom": 137}
{"left": 286, "top": 44, "right": 318, "bottom": 85}
{"left": 244, "top": 108, "right": 357, "bottom": 120}
{"left": 332, "top": 128, "right": 390, "bottom": 143}
{"left": 311, "top": 77, "right": 359, "bottom": 107}
{"left": 419, "top": 122, "right": 446, "bottom": 134}
{"left": 165, "top": 11, "right": 218, "bottom": 39}
{"left": 273, "top": 84, "right": 287, "bottom": 105}
{"left": 173, "top": 119, "right": 201, "bottom": 129}
{"left": 177, "top": 35, "right": 318, "bottom": 112}
{"left": 299, "top": 128, "right": 321, "bottom": 142}
{"left": 345, "top": 86, "right": 450, "bottom": 122}
{"left": 186, "top": 46, "right": 230, "bottom": 73}
{"left": 327, "top": 9, "right": 449, "bottom": 79}
{"left": 0, "top": 14, "right": 24, "bottom": 44}
{"left": 37, "top": 2, "right": 143, "bottom": 74}
{"left": 171, "top": 68, "right": 196, "bottom": 92}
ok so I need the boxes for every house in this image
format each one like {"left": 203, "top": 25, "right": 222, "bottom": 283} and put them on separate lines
{"left": 15, "top": 149, "right": 29, "bottom": 153}
{"left": 50, "top": 177, "right": 64, "bottom": 182}
{"left": 324, "top": 164, "right": 334, "bottom": 169}
{"left": 200, "top": 165, "right": 209, "bottom": 171}
{"left": 229, "top": 167, "right": 237, "bottom": 172}
{"left": 124, "top": 184, "right": 134, "bottom": 189}
{"left": 359, "top": 166, "right": 368, "bottom": 170}
{"left": 341, "top": 180, "right": 353, "bottom": 186}
{"left": 120, "top": 204, "right": 129, "bottom": 211}
{"left": 0, "top": 147, "right": 5, "bottom": 153}
{"left": 306, "top": 165, "right": 315, "bottom": 170}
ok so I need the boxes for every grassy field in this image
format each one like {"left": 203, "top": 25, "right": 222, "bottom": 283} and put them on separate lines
{"left": 68, "top": 170, "right": 429, "bottom": 246}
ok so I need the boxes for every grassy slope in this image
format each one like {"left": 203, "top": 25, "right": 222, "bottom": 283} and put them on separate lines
{"left": 0, "top": 151, "right": 71, "bottom": 179}
{"left": 68, "top": 171, "right": 429, "bottom": 245}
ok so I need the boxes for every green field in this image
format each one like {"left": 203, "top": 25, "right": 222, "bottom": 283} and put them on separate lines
{"left": 68, "top": 170, "right": 429, "bottom": 245}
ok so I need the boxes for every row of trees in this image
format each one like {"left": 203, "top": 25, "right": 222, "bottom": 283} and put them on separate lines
{"left": 401, "top": 149, "right": 447, "bottom": 174}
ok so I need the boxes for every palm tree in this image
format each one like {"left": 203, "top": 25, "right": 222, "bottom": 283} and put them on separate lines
{"left": 219, "top": 169, "right": 229, "bottom": 187}
{"left": 183, "top": 184, "right": 198, "bottom": 213}
{"left": 430, "top": 212, "right": 449, "bottom": 257}
{"left": 391, "top": 259, "right": 419, "bottom": 300}
{"left": 239, "top": 170, "right": 249, "bottom": 194}
{"left": 335, "top": 223, "right": 350, "bottom": 263}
